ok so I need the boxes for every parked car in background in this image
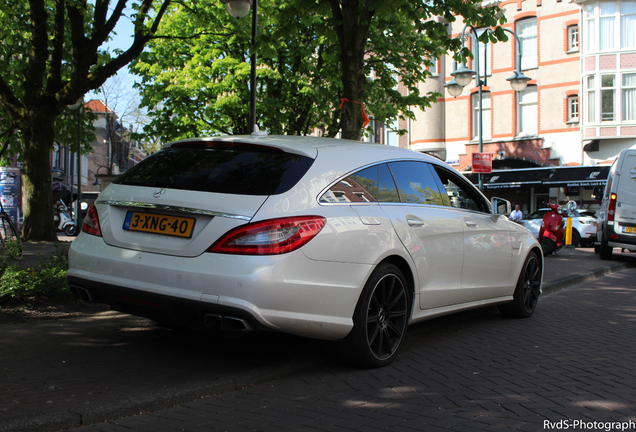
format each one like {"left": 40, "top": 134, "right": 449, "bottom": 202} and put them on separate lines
{"left": 522, "top": 207, "right": 597, "bottom": 247}
{"left": 67, "top": 135, "right": 543, "bottom": 368}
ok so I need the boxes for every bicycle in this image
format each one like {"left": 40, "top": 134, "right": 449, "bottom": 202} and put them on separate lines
{"left": 0, "top": 200, "right": 22, "bottom": 260}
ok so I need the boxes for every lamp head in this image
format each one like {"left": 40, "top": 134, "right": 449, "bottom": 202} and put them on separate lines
{"left": 507, "top": 70, "right": 531, "bottom": 92}
{"left": 444, "top": 78, "right": 464, "bottom": 98}
{"left": 220, "top": 0, "right": 252, "bottom": 18}
{"left": 451, "top": 63, "right": 475, "bottom": 87}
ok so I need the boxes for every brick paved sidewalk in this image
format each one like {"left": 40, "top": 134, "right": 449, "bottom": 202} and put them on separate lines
{"left": 73, "top": 267, "right": 636, "bottom": 432}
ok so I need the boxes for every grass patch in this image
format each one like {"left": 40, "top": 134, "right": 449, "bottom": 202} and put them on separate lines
{"left": 0, "top": 245, "right": 72, "bottom": 302}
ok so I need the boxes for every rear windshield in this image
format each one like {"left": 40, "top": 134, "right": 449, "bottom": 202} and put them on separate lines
{"left": 113, "top": 146, "right": 314, "bottom": 196}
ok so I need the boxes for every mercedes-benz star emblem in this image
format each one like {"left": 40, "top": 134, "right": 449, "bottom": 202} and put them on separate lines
{"left": 153, "top": 188, "right": 166, "bottom": 198}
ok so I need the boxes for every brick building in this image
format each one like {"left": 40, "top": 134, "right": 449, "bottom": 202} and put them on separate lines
{"left": 401, "top": 0, "right": 592, "bottom": 211}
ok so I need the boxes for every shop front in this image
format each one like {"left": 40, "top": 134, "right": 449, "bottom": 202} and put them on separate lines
{"left": 464, "top": 166, "right": 610, "bottom": 216}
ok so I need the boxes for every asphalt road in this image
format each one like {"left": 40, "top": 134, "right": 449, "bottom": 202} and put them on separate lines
{"left": 1, "top": 247, "right": 635, "bottom": 432}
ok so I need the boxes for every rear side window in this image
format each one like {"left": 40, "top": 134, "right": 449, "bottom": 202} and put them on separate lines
{"left": 387, "top": 161, "right": 447, "bottom": 206}
{"left": 114, "top": 147, "right": 314, "bottom": 196}
{"left": 319, "top": 164, "right": 399, "bottom": 203}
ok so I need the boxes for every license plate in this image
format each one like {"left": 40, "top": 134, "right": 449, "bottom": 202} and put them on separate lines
{"left": 123, "top": 211, "right": 195, "bottom": 238}
{"left": 624, "top": 226, "right": 636, "bottom": 234}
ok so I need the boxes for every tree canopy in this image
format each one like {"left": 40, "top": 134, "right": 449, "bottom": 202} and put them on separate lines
{"left": 0, "top": 0, "right": 171, "bottom": 240}
{"left": 133, "top": 0, "right": 506, "bottom": 142}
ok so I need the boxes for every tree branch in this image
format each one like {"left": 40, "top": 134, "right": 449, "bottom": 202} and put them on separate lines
{"left": 25, "top": 0, "right": 49, "bottom": 99}
{"left": 47, "top": 0, "right": 66, "bottom": 94}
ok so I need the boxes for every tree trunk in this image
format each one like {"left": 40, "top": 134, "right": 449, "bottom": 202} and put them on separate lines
{"left": 339, "top": 49, "right": 366, "bottom": 141}
{"left": 20, "top": 105, "right": 59, "bottom": 241}
{"left": 330, "top": 0, "right": 373, "bottom": 141}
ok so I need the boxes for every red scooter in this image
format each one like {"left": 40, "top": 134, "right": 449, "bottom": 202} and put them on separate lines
{"left": 538, "top": 202, "right": 565, "bottom": 256}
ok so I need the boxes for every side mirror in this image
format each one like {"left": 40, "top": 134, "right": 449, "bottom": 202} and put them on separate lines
{"left": 491, "top": 197, "right": 511, "bottom": 216}
{"left": 566, "top": 200, "right": 577, "bottom": 213}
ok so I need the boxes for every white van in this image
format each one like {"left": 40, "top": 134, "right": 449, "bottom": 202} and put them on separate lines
{"left": 596, "top": 147, "right": 636, "bottom": 259}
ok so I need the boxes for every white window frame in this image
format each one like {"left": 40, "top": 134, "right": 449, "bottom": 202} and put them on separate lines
{"left": 584, "top": 1, "right": 636, "bottom": 52}
{"left": 518, "top": 87, "right": 538, "bottom": 137}
{"left": 601, "top": 73, "right": 617, "bottom": 122}
{"left": 568, "top": 96, "right": 580, "bottom": 122}
{"left": 476, "top": 28, "right": 492, "bottom": 77}
{"left": 517, "top": 19, "right": 538, "bottom": 70}
{"left": 622, "top": 72, "right": 636, "bottom": 121}
{"left": 585, "top": 4, "right": 597, "bottom": 52}
{"left": 586, "top": 75, "right": 596, "bottom": 124}
{"left": 600, "top": 2, "right": 618, "bottom": 51}
{"left": 567, "top": 25, "right": 579, "bottom": 51}
{"left": 428, "top": 58, "right": 438, "bottom": 76}
{"left": 622, "top": 1, "right": 636, "bottom": 48}
{"left": 472, "top": 92, "right": 491, "bottom": 140}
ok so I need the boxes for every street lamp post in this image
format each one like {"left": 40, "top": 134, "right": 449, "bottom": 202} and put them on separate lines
{"left": 221, "top": 0, "right": 257, "bottom": 134}
{"left": 444, "top": 26, "right": 531, "bottom": 191}
{"left": 67, "top": 100, "right": 83, "bottom": 228}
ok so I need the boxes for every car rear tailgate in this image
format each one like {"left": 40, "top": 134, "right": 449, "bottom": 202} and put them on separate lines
{"left": 95, "top": 184, "right": 265, "bottom": 257}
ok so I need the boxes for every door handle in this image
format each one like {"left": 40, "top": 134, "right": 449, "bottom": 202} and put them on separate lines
{"left": 407, "top": 217, "right": 426, "bottom": 227}
{"left": 464, "top": 219, "right": 478, "bottom": 228}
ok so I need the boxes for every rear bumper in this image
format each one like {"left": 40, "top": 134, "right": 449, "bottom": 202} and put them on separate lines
{"left": 67, "top": 235, "right": 372, "bottom": 340}
{"left": 67, "top": 275, "right": 267, "bottom": 333}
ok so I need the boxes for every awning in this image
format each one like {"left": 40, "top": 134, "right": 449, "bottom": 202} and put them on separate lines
{"left": 542, "top": 166, "right": 610, "bottom": 187}
{"left": 464, "top": 166, "right": 609, "bottom": 189}
{"left": 465, "top": 168, "right": 548, "bottom": 189}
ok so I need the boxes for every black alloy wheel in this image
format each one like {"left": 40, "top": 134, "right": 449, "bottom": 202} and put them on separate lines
{"left": 499, "top": 251, "right": 542, "bottom": 318}
{"left": 571, "top": 229, "right": 581, "bottom": 248}
{"left": 339, "top": 263, "right": 409, "bottom": 368}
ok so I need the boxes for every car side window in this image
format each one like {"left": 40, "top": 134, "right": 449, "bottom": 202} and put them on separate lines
{"left": 430, "top": 165, "right": 489, "bottom": 213}
{"left": 387, "top": 161, "right": 447, "bottom": 206}
{"left": 319, "top": 164, "right": 399, "bottom": 203}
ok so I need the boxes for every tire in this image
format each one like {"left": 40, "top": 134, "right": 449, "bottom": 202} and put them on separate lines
{"left": 498, "top": 251, "right": 542, "bottom": 318}
{"left": 540, "top": 237, "right": 554, "bottom": 256}
{"left": 338, "top": 263, "right": 410, "bottom": 368}
{"left": 571, "top": 230, "right": 581, "bottom": 248}
{"left": 64, "top": 224, "right": 78, "bottom": 236}
{"left": 599, "top": 232, "right": 613, "bottom": 260}
{"left": 0, "top": 215, "right": 22, "bottom": 260}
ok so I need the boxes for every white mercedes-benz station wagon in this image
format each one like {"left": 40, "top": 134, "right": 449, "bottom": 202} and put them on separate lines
{"left": 68, "top": 135, "right": 543, "bottom": 367}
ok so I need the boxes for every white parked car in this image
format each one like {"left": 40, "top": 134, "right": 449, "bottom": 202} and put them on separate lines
{"left": 68, "top": 135, "right": 543, "bottom": 367}
{"left": 522, "top": 208, "right": 597, "bottom": 247}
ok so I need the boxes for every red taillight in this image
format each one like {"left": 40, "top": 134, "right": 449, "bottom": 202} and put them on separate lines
{"left": 82, "top": 203, "right": 102, "bottom": 237}
{"left": 208, "top": 216, "right": 326, "bottom": 255}
{"left": 608, "top": 192, "right": 617, "bottom": 222}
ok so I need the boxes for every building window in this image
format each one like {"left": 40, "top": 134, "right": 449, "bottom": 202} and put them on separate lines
{"left": 428, "top": 58, "right": 438, "bottom": 76}
{"left": 472, "top": 92, "right": 491, "bottom": 140}
{"left": 476, "top": 28, "right": 491, "bottom": 77}
{"left": 584, "top": 4, "right": 596, "bottom": 51}
{"left": 623, "top": 1, "right": 636, "bottom": 48}
{"left": 586, "top": 75, "right": 596, "bottom": 123}
{"left": 585, "top": 1, "right": 636, "bottom": 51}
{"left": 567, "top": 25, "right": 579, "bottom": 51}
{"left": 517, "top": 19, "right": 537, "bottom": 70}
{"left": 600, "top": 2, "right": 617, "bottom": 50}
{"left": 568, "top": 96, "right": 579, "bottom": 121}
{"left": 623, "top": 73, "right": 636, "bottom": 120}
{"left": 601, "top": 74, "right": 616, "bottom": 122}
{"left": 52, "top": 145, "right": 61, "bottom": 170}
{"left": 518, "top": 87, "right": 538, "bottom": 136}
